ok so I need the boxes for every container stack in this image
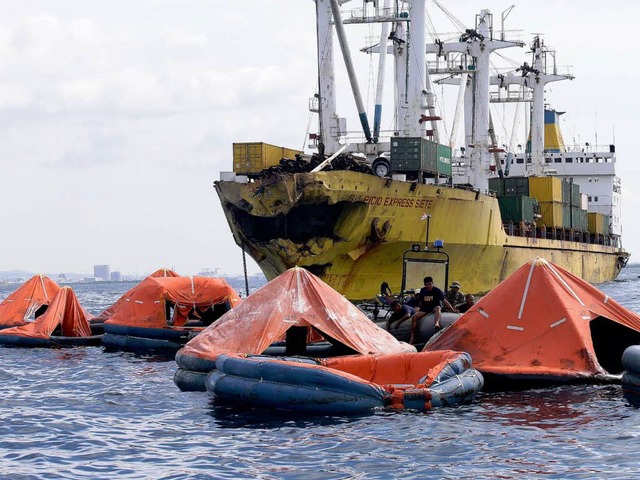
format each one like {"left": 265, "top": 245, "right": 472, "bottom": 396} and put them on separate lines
{"left": 490, "top": 175, "right": 595, "bottom": 239}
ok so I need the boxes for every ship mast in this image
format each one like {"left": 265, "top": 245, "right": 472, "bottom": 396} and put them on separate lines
{"left": 315, "top": 0, "right": 340, "bottom": 155}
{"left": 490, "top": 36, "right": 574, "bottom": 175}
{"left": 427, "top": 10, "right": 523, "bottom": 191}
{"left": 312, "top": 0, "right": 434, "bottom": 159}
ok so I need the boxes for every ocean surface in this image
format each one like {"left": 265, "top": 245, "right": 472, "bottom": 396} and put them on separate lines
{"left": 1, "top": 266, "right": 640, "bottom": 479}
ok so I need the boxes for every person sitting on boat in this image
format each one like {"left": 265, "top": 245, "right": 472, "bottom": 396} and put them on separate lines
{"left": 409, "top": 276, "right": 455, "bottom": 344}
{"left": 385, "top": 300, "right": 416, "bottom": 331}
{"left": 456, "top": 294, "right": 476, "bottom": 313}
{"left": 444, "top": 281, "right": 465, "bottom": 312}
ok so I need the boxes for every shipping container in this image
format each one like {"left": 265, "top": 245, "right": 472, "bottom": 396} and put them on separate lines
{"left": 529, "top": 176, "right": 563, "bottom": 203}
{"left": 537, "top": 201, "right": 564, "bottom": 228}
{"left": 571, "top": 183, "right": 581, "bottom": 207}
{"left": 436, "top": 143, "right": 453, "bottom": 177}
{"left": 569, "top": 207, "right": 588, "bottom": 231}
{"left": 488, "top": 178, "right": 505, "bottom": 196}
{"left": 580, "top": 193, "right": 589, "bottom": 210}
{"left": 504, "top": 176, "right": 529, "bottom": 196}
{"left": 561, "top": 180, "right": 572, "bottom": 205}
{"left": 390, "top": 137, "right": 451, "bottom": 177}
{"left": 562, "top": 204, "right": 571, "bottom": 229}
{"left": 233, "top": 142, "right": 302, "bottom": 174}
{"left": 587, "top": 212, "right": 610, "bottom": 235}
{"left": 497, "top": 196, "right": 538, "bottom": 223}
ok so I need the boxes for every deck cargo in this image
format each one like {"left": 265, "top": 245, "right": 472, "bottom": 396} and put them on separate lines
{"left": 497, "top": 196, "right": 538, "bottom": 223}
{"left": 529, "top": 176, "right": 563, "bottom": 203}
{"left": 233, "top": 142, "right": 302, "bottom": 175}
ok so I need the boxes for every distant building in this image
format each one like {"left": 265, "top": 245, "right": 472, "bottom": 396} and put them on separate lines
{"left": 110, "top": 271, "right": 122, "bottom": 282}
{"left": 94, "top": 265, "right": 110, "bottom": 282}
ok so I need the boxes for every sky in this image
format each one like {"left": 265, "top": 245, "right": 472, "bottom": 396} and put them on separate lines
{"left": 0, "top": 0, "right": 638, "bottom": 277}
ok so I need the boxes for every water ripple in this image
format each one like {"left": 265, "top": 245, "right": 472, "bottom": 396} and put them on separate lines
{"left": 1, "top": 268, "right": 640, "bottom": 478}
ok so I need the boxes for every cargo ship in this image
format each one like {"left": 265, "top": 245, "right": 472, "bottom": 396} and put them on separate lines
{"left": 214, "top": 2, "right": 628, "bottom": 301}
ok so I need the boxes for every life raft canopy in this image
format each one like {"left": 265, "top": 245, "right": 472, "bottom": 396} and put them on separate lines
{"left": 103, "top": 276, "right": 241, "bottom": 329}
{"left": 0, "top": 275, "right": 61, "bottom": 329}
{"left": 0, "top": 286, "right": 98, "bottom": 347}
{"left": 425, "top": 257, "right": 640, "bottom": 384}
{"left": 178, "top": 266, "right": 415, "bottom": 365}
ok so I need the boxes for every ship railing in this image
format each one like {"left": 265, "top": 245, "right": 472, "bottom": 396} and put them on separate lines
{"left": 341, "top": 6, "right": 409, "bottom": 25}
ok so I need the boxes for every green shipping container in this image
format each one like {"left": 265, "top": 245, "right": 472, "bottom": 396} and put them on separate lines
{"left": 436, "top": 143, "right": 452, "bottom": 177}
{"left": 497, "top": 196, "right": 538, "bottom": 223}
{"left": 562, "top": 204, "right": 571, "bottom": 228}
{"left": 504, "top": 176, "right": 530, "bottom": 196}
{"left": 561, "top": 180, "right": 572, "bottom": 205}
{"left": 489, "top": 178, "right": 505, "bottom": 196}
{"left": 570, "top": 207, "right": 588, "bottom": 231}
{"left": 390, "top": 137, "right": 451, "bottom": 177}
{"left": 571, "top": 183, "right": 581, "bottom": 207}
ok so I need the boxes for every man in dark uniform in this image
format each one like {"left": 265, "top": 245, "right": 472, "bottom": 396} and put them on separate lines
{"left": 409, "top": 276, "right": 455, "bottom": 344}
{"left": 385, "top": 300, "right": 416, "bottom": 331}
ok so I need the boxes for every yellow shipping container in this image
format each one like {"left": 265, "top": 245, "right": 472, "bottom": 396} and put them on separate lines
{"left": 587, "top": 212, "right": 607, "bottom": 234}
{"left": 537, "top": 201, "right": 564, "bottom": 228}
{"left": 233, "top": 142, "right": 302, "bottom": 174}
{"left": 528, "top": 176, "right": 563, "bottom": 203}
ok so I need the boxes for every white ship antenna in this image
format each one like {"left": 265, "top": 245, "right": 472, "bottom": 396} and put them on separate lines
{"left": 500, "top": 6, "right": 515, "bottom": 41}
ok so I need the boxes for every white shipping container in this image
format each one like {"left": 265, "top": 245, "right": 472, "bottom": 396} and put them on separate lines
{"left": 581, "top": 193, "right": 588, "bottom": 210}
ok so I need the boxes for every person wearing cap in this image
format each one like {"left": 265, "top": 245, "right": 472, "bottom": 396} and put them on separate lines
{"left": 444, "top": 281, "right": 465, "bottom": 312}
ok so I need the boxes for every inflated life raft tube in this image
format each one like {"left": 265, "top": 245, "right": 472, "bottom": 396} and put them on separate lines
{"left": 0, "top": 334, "right": 103, "bottom": 348}
{"left": 174, "top": 368, "right": 209, "bottom": 392}
{"left": 377, "top": 311, "right": 460, "bottom": 344}
{"left": 206, "top": 351, "right": 483, "bottom": 415}
{"left": 622, "top": 345, "right": 640, "bottom": 405}
{"left": 174, "top": 355, "right": 321, "bottom": 392}
{"left": 173, "top": 341, "right": 350, "bottom": 391}
{"left": 103, "top": 323, "right": 202, "bottom": 341}
{"left": 102, "top": 323, "right": 202, "bottom": 353}
{"left": 102, "top": 333, "right": 185, "bottom": 352}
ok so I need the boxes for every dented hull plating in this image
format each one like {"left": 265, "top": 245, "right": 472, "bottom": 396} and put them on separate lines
{"left": 215, "top": 171, "right": 627, "bottom": 300}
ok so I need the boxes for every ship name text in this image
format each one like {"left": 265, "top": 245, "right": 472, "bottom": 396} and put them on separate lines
{"left": 348, "top": 194, "right": 436, "bottom": 209}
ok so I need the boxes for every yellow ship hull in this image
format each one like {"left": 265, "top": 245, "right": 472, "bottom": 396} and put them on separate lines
{"left": 215, "top": 171, "right": 628, "bottom": 300}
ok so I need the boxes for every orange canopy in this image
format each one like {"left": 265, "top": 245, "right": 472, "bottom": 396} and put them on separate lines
{"left": 93, "top": 267, "right": 180, "bottom": 323}
{"left": 104, "top": 276, "right": 241, "bottom": 328}
{"left": 148, "top": 268, "right": 180, "bottom": 278}
{"left": 0, "top": 287, "right": 92, "bottom": 338}
{"left": 180, "top": 267, "right": 415, "bottom": 361}
{"left": 0, "top": 275, "right": 61, "bottom": 327}
{"left": 426, "top": 258, "right": 640, "bottom": 379}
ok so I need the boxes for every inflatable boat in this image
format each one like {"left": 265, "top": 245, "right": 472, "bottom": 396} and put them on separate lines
{"left": 376, "top": 311, "right": 460, "bottom": 346}
{"left": 175, "top": 267, "right": 483, "bottom": 415}
{"left": 0, "top": 287, "right": 101, "bottom": 348}
{"left": 98, "top": 275, "right": 240, "bottom": 353}
{"left": 206, "top": 350, "right": 483, "bottom": 414}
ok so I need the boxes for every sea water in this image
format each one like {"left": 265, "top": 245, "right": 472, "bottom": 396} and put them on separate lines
{"left": 1, "top": 267, "right": 640, "bottom": 479}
